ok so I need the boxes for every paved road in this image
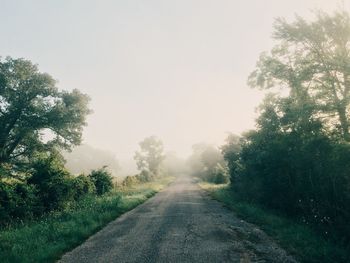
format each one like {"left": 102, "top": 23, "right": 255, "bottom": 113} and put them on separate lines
{"left": 60, "top": 176, "right": 297, "bottom": 263}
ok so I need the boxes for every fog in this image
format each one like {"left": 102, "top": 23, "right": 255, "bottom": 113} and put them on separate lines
{"left": 0, "top": 0, "right": 347, "bottom": 175}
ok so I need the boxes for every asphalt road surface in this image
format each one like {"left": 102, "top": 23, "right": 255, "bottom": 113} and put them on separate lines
{"left": 60, "top": 176, "right": 297, "bottom": 263}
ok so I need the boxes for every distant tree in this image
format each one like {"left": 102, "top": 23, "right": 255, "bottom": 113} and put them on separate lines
{"left": 187, "top": 143, "right": 212, "bottom": 177}
{"left": 187, "top": 143, "right": 228, "bottom": 183}
{"left": 200, "top": 146, "right": 224, "bottom": 176}
{"left": 0, "top": 57, "right": 91, "bottom": 166}
{"left": 248, "top": 11, "right": 350, "bottom": 141}
{"left": 134, "top": 136, "right": 165, "bottom": 178}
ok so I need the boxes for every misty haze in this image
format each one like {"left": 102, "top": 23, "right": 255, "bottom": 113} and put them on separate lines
{"left": 1, "top": 1, "right": 350, "bottom": 262}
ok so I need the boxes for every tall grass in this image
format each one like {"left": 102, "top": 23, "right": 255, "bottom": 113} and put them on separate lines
{"left": 0, "top": 177, "right": 173, "bottom": 263}
{"left": 200, "top": 183, "right": 350, "bottom": 263}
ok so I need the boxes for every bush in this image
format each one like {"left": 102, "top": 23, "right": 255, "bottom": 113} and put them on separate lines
{"left": 72, "top": 175, "right": 96, "bottom": 200}
{"left": 212, "top": 163, "right": 229, "bottom": 184}
{"left": 0, "top": 181, "right": 38, "bottom": 223}
{"left": 88, "top": 168, "right": 113, "bottom": 195}
{"left": 28, "top": 155, "right": 75, "bottom": 211}
{"left": 122, "top": 175, "right": 139, "bottom": 187}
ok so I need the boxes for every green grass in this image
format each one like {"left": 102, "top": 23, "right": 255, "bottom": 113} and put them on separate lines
{"left": 199, "top": 182, "right": 350, "bottom": 263}
{"left": 0, "top": 177, "right": 173, "bottom": 263}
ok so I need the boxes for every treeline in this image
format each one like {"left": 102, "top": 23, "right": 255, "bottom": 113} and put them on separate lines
{"left": 221, "top": 11, "right": 350, "bottom": 244}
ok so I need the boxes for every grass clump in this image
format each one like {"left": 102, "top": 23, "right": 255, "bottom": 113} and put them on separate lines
{"left": 199, "top": 182, "right": 350, "bottom": 263}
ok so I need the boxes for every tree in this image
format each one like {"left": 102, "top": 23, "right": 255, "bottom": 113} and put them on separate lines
{"left": 0, "top": 57, "right": 91, "bottom": 166}
{"left": 221, "top": 133, "right": 241, "bottom": 183}
{"left": 187, "top": 143, "right": 228, "bottom": 183}
{"left": 248, "top": 11, "right": 350, "bottom": 141}
{"left": 134, "top": 136, "right": 164, "bottom": 178}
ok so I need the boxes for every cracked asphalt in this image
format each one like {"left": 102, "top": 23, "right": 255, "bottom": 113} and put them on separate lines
{"left": 59, "top": 176, "right": 297, "bottom": 263}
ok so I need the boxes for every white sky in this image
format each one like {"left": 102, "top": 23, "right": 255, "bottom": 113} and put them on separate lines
{"left": 0, "top": 0, "right": 347, "bottom": 163}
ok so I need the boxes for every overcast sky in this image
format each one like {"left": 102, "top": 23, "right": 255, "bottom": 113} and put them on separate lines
{"left": 0, "top": 0, "right": 347, "bottom": 163}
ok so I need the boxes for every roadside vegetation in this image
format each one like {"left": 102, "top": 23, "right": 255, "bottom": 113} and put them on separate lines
{"left": 193, "top": 10, "right": 350, "bottom": 263}
{"left": 0, "top": 176, "right": 173, "bottom": 263}
{"left": 0, "top": 57, "right": 173, "bottom": 262}
{"left": 200, "top": 183, "right": 349, "bottom": 263}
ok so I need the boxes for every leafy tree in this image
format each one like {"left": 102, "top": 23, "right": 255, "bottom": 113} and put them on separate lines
{"left": 0, "top": 57, "right": 91, "bottom": 166}
{"left": 221, "top": 133, "right": 241, "bottom": 183}
{"left": 248, "top": 11, "right": 350, "bottom": 141}
{"left": 134, "top": 136, "right": 165, "bottom": 178}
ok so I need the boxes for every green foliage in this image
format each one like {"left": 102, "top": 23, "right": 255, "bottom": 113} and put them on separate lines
{"left": 0, "top": 154, "right": 111, "bottom": 224}
{"left": 0, "top": 181, "right": 38, "bottom": 222}
{"left": 221, "top": 133, "right": 241, "bottom": 183}
{"left": 211, "top": 163, "right": 229, "bottom": 184}
{"left": 0, "top": 56, "right": 91, "bottom": 167}
{"left": 28, "top": 155, "right": 75, "bottom": 211}
{"left": 248, "top": 11, "right": 350, "bottom": 141}
{"left": 72, "top": 175, "right": 96, "bottom": 200}
{"left": 222, "top": 96, "right": 350, "bottom": 242}
{"left": 88, "top": 167, "right": 113, "bottom": 195}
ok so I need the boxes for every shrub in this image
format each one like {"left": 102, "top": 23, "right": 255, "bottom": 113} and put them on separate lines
{"left": 122, "top": 175, "right": 139, "bottom": 187}
{"left": 72, "top": 175, "right": 96, "bottom": 200}
{"left": 0, "top": 181, "right": 38, "bottom": 223}
{"left": 88, "top": 168, "right": 113, "bottom": 195}
{"left": 212, "top": 163, "right": 229, "bottom": 184}
{"left": 28, "top": 155, "right": 75, "bottom": 211}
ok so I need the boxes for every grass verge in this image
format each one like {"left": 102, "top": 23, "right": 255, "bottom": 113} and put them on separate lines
{"left": 0, "top": 177, "right": 174, "bottom": 263}
{"left": 199, "top": 182, "right": 349, "bottom": 263}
